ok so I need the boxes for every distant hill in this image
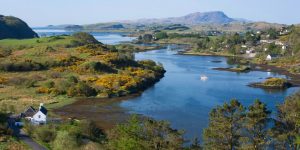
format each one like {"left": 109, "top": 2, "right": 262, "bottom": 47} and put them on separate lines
{"left": 84, "top": 23, "right": 125, "bottom": 30}
{"left": 0, "top": 15, "right": 38, "bottom": 39}
{"left": 191, "top": 21, "right": 285, "bottom": 32}
{"left": 122, "top": 11, "right": 237, "bottom": 25}
{"left": 39, "top": 11, "right": 288, "bottom": 32}
{"left": 43, "top": 11, "right": 238, "bottom": 31}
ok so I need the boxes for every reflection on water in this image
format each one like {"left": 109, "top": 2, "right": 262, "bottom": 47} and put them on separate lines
{"left": 120, "top": 47, "right": 300, "bottom": 141}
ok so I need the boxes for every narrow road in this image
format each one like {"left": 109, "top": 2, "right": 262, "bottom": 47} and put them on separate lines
{"left": 19, "top": 130, "right": 47, "bottom": 150}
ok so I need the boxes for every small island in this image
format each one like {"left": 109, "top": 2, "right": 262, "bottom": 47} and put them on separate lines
{"left": 249, "top": 77, "right": 292, "bottom": 89}
{"left": 213, "top": 65, "right": 251, "bottom": 73}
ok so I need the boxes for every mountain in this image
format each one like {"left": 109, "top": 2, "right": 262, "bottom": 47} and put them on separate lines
{"left": 122, "top": 11, "right": 237, "bottom": 25}
{"left": 41, "top": 11, "right": 287, "bottom": 33}
{"left": 0, "top": 15, "right": 38, "bottom": 40}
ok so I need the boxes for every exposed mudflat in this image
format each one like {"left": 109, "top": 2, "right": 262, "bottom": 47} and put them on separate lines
{"left": 54, "top": 94, "right": 140, "bottom": 130}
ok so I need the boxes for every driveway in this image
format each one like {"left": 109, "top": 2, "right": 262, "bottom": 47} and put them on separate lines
{"left": 19, "top": 130, "right": 47, "bottom": 150}
{"left": 8, "top": 116, "right": 47, "bottom": 150}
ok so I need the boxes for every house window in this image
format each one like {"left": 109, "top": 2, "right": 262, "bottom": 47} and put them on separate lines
{"left": 38, "top": 115, "right": 41, "bottom": 118}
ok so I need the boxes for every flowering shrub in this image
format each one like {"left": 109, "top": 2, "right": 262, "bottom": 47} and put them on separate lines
{"left": 94, "top": 74, "right": 137, "bottom": 95}
{"left": 0, "top": 77, "right": 7, "bottom": 84}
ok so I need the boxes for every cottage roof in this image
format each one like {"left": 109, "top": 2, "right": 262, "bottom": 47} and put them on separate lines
{"left": 39, "top": 106, "right": 48, "bottom": 115}
{"left": 23, "top": 106, "right": 36, "bottom": 117}
{"left": 269, "top": 54, "right": 279, "bottom": 57}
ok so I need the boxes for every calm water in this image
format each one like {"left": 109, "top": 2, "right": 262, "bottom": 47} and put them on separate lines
{"left": 120, "top": 47, "right": 299, "bottom": 141}
{"left": 33, "top": 29, "right": 136, "bottom": 45}
{"left": 35, "top": 29, "right": 299, "bottom": 141}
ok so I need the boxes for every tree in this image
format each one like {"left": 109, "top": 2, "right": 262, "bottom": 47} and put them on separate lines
{"left": 241, "top": 100, "right": 271, "bottom": 150}
{"left": 227, "top": 33, "right": 243, "bottom": 46}
{"left": 53, "top": 131, "right": 77, "bottom": 150}
{"left": 245, "top": 31, "right": 260, "bottom": 46}
{"left": 79, "top": 120, "right": 106, "bottom": 142}
{"left": 67, "top": 82, "right": 96, "bottom": 97}
{"left": 107, "top": 115, "right": 184, "bottom": 150}
{"left": 273, "top": 91, "right": 300, "bottom": 149}
{"left": 228, "top": 45, "right": 242, "bottom": 55}
{"left": 203, "top": 100, "right": 245, "bottom": 150}
{"left": 34, "top": 124, "right": 57, "bottom": 143}
{"left": 266, "top": 28, "right": 278, "bottom": 40}
{"left": 197, "top": 37, "right": 210, "bottom": 50}
{"left": 267, "top": 43, "right": 281, "bottom": 55}
{"left": 155, "top": 32, "right": 168, "bottom": 40}
{"left": 190, "top": 138, "right": 202, "bottom": 150}
{"left": 142, "top": 34, "right": 153, "bottom": 43}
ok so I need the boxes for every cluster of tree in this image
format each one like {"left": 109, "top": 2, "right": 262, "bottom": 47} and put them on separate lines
{"left": 18, "top": 114, "right": 186, "bottom": 150}
{"left": 23, "top": 120, "right": 106, "bottom": 150}
{"left": 266, "top": 28, "right": 278, "bottom": 40}
{"left": 163, "top": 24, "right": 190, "bottom": 31}
{"left": 286, "top": 26, "right": 300, "bottom": 54}
{"left": 138, "top": 34, "right": 153, "bottom": 43}
{"left": 107, "top": 115, "right": 185, "bottom": 150}
{"left": 154, "top": 32, "right": 204, "bottom": 40}
{"left": 203, "top": 91, "right": 300, "bottom": 149}
{"left": 265, "top": 43, "right": 282, "bottom": 55}
{"left": 138, "top": 60, "right": 165, "bottom": 75}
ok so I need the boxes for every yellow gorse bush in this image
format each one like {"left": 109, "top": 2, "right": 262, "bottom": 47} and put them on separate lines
{"left": 0, "top": 76, "right": 8, "bottom": 84}
{"left": 95, "top": 74, "right": 137, "bottom": 92}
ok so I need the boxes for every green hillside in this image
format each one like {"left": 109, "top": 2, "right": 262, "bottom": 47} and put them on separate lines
{"left": 0, "top": 15, "right": 38, "bottom": 39}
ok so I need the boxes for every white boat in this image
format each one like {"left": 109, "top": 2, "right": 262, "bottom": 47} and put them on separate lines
{"left": 200, "top": 75, "right": 208, "bottom": 81}
{"left": 167, "top": 45, "right": 172, "bottom": 50}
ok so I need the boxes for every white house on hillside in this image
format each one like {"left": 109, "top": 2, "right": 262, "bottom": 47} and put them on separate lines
{"left": 266, "top": 54, "right": 279, "bottom": 61}
{"left": 22, "top": 103, "right": 47, "bottom": 125}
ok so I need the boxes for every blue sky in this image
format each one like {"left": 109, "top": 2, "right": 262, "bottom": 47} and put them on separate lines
{"left": 0, "top": 0, "right": 299, "bottom": 26}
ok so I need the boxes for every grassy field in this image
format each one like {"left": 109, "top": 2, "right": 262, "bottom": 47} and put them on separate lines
{"left": 0, "top": 36, "right": 73, "bottom": 49}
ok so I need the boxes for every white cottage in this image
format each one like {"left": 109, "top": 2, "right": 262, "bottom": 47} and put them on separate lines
{"left": 266, "top": 54, "right": 279, "bottom": 61}
{"left": 266, "top": 55, "right": 272, "bottom": 61}
{"left": 23, "top": 103, "right": 47, "bottom": 125}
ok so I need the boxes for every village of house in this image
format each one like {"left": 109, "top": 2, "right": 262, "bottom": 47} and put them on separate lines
{"left": 240, "top": 26, "right": 291, "bottom": 61}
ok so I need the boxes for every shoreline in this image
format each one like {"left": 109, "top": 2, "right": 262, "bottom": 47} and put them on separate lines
{"left": 50, "top": 44, "right": 166, "bottom": 131}
{"left": 252, "top": 64, "right": 300, "bottom": 86}
{"left": 53, "top": 93, "right": 141, "bottom": 130}
{"left": 52, "top": 43, "right": 300, "bottom": 134}
{"left": 178, "top": 51, "right": 234, "bottom": 57}
{"left": 177, "top": 48, "right": 300, "bottom": 86}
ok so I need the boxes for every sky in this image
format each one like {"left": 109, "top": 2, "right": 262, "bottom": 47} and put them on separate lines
{"left": 0, "top": 0, "right": 299, "bottom": 26}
